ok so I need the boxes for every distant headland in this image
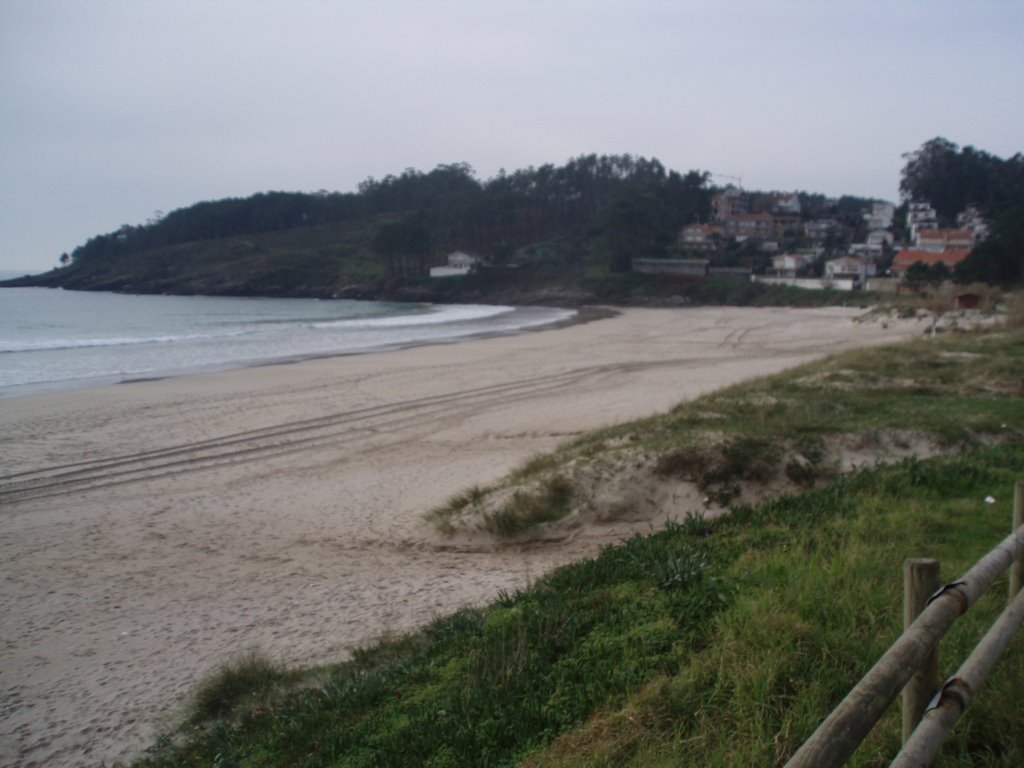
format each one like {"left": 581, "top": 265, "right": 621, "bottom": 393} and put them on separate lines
{"left": 4, "top": 140, "right": 1020, "bottom": 302}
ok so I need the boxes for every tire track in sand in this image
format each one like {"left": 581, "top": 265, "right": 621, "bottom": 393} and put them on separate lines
{"left": 0, "top": 357, "right": 706, "bottom": 504}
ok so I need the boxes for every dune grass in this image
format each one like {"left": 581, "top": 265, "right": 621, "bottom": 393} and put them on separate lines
{"left": 136, "top": 447, "right": 1024, "bottom": 767}
{"left": 186, "top": 649, "right": 289, "bottom": 726}
{"left": 429, "top": 323, "right": 1024, "bottom": 536}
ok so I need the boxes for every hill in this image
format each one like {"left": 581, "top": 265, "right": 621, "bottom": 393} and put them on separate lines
{"left": 7, "top": 139, "right": 1019, "bottom": 301}
{"left": 3, "top": 154, "right": 881, "bottom": 304}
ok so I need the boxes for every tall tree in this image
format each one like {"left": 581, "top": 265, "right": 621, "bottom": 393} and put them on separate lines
{"left": 372, "top": 219, "right": 433, "bottom": 279}
{"left": 900, "top": 137, "right": 1024, "bottom": 222}
{"left": 954, "top": 207, "right": 1024, "bottom": 285}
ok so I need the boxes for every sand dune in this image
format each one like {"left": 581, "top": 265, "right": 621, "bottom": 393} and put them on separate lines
{"left": 0, "top": 306, "right": 921, "bottom": 767}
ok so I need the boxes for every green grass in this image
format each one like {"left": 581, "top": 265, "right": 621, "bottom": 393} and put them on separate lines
{"left": 523, "top": 451, "right": 1024, "bottom": 768}
{"left": 136, "top": 448, "right": 1024, "bottom": 768}
{"left": 186, "top": 650, "right": 290, "bottom": 725}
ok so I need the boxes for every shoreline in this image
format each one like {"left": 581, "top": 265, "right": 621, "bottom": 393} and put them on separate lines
{"left": 0, "top": 306, "right": 924, "bottom": 767}
{"left": 0, "top": 296, "right": 606, "bottom": 401}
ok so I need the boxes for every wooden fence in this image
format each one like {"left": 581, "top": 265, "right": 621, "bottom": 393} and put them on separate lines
{"left": 784, "top": 481, "right": 1024, "bottom": 768}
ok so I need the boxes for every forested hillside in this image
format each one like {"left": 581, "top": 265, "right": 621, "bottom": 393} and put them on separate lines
{"left": 7, "top": 155, "right": 711, "bottom": 299}
{"left": 5, "top": 141, "right": 1020, "bottom": 300}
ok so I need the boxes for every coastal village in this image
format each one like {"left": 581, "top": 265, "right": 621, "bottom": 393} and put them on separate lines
{"left": 433, "top": 186, "right": 990, "bottom": 301}
{"left": 686, "top": 187, "right": 985, "bottom": 292}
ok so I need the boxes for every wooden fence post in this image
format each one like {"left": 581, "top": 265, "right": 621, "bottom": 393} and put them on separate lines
{"left": 902, "top": 558, "right": 940, "bottom": 747}
{"left": 784, "top": 526, "right": 1024, "bottom": 768}
{"left": 1012, "top": 481, "right": 1023, "bottom": 600}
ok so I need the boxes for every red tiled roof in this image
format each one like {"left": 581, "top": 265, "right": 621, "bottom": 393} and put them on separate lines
{"left": 892, "top": 248, "right": 971, "bottom": 271}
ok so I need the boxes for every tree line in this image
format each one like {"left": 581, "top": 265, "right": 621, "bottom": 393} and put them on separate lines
{"left": 900, "top": 137, "right": 1024, "bottom": 285}
{"left": 60, "top": 154, "right": 713, "bottom": 276}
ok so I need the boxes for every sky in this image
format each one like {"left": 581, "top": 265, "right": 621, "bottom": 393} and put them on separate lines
{"left": 1, "top": 0, "right": 1022, "bottom": 274}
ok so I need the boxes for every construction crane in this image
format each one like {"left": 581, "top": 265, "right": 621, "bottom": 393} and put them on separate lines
{"left": 709, "top": 172, "right": 743, "bottom": 190}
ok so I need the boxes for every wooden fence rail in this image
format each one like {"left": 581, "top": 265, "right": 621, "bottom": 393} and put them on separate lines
{"left": 783, "top": 481, "right": 1024, "bottom": 768}
{"left": 891, "top": 585, "right": 1024, "bottom": 766}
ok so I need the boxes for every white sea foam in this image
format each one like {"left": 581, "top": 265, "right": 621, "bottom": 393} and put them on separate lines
{"left": 0, "top": 289, "right": 574, "bottom": 394}
{"left": 311, "top": 304, "right": 514, "bottom": 329}
{"left": 0, "top": 329, "right": 252, "bottom": 354}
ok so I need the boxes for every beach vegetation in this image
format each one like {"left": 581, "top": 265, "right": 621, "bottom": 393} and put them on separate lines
{"left": 429, "top": 321, "right": 1024, "bottom": 537}
{"left": 483, "top": 474, "right": 575, "bottom": 536}
{"left": 136, "top": 446, "right": 1024, "bottom": 767}
{"left": 185, "top": 649, "right": 290, "bottom": 725}
{"left": 425, "top": 484, "right": 489, "bottom": 534}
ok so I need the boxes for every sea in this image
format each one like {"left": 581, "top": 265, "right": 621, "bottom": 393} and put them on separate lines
{"left": 0, "top": 286, "right": 576, "bottom": 397}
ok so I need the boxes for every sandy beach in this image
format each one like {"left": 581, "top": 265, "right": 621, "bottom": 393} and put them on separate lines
{"left": 0, "top": 306, "right": 921, "bottom": 767}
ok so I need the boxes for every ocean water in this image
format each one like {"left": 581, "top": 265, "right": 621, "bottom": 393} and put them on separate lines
{"left": 0, "top": 288, "right": 575, "bottom": 396}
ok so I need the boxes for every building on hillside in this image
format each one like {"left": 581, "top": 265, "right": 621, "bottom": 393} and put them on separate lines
{"left": 722, "top": 213, "right": 775, "bottom": 239}
{"left": 825, "top": 255, "right": 875, "bottom": 283}
{"left": 429, "top": 250, "right": 485, "bottom": 277}
{"left": 890, "top": 248, "right": 971, "bottom": 277}
{"left": 771, "top": 214, "right": 802, "bottom": 233}
{"left": 862, "top": 229, "right": 895, "bottom": 259}
{"left": 956, "top": 206, "right": 989, "bottom": 242}
{"left": 864, "top": 202, "right": 895, "bottom": 230}
{"left": 677, "top": 224, "right": 719, "bottom": 251}
{"left": 906, "top": 201, "right": 938, "bottom": 241}
{"left": 804, "top": 219, "right": 839, "bottom": 242}
{"left": 771, "top": 193, "right": 802, "bottom": 216}
{"left": 867, "top": 229, "right": 894, "bottom": 248}
{"left": 915, "top": 228, "right": 974, "bottom": 252}
{"left": 771, "top": 252, "right": 813, "bottom": 277}
{"left": 711, "top": 186, "right": 748, "bottom": 222}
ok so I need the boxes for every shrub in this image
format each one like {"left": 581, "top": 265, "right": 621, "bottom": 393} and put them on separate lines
{"left": 187, "top": 649, "right": 283, "bottom": 724}
{"left": 485, "top": 475, "right": 575, "bottom": 536}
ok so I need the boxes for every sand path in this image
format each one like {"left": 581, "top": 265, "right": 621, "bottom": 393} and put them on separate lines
{"left": 0, "top": 306, "right": 918, "bottom": 766}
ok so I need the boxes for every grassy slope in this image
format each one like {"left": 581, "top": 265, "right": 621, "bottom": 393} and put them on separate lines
{"left": 134, "top": 326, "right": 1024, "bottom": 768}
{"left": 430, "top": 322, "right": 1023, "bottom": 536}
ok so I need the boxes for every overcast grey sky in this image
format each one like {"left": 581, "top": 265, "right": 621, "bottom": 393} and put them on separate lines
{"left": 1, "top": 0, "right": 1021, "bottom": 273}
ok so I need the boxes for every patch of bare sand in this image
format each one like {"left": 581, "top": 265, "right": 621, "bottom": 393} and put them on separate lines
{"left": 0, "top": 306, "right": 925, "bottom": 766}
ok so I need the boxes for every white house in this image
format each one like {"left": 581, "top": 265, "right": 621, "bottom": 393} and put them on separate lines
{"left": 864, "top": 202, "right": 895, "bottom": 231}
{"left": 825, "top": 255, "right": 875, "bottom": 282}
{"left": 772, "top": 193, "right": 802, "bottom": 216}
{"left": 771, "top": 252, "right": 812, "bottom": 277}
{"left": 678, "top": 224, "right": 719, "bottom": 251}
{"left": 907, "top": 202, "right": 938, "bottom": 242}
{"left": 867, "top": 229, "right": 894, "bottom": 248}
{"left": 862, "top": 229, "right": 894, "bottom": 258}
{"left": 429, "top": 251, "right": 485, "bottom": 278}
